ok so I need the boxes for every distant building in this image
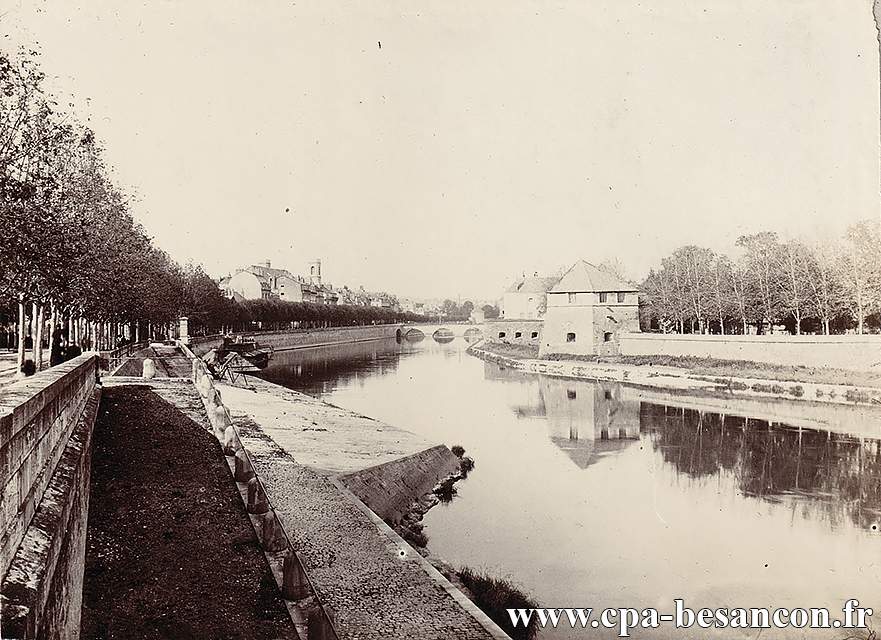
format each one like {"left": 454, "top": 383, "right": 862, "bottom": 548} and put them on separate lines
{"left": 502, "top": 273, "right": 559, "bottom": 319}
{"left": 221, "top": 259, "right": 338, "bottom": 304}
{"left": 223, "top": 268, "right": 273, "bottom": 300}
{"left": 539, "top": 260, "right": 639, "bottom": 357}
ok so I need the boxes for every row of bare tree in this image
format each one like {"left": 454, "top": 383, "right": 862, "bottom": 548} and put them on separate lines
{"left": 640, "top": 225, "right": 881, "bottom": 335}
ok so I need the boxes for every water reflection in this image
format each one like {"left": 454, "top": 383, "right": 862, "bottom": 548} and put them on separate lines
{"left": 487, "top": 361, "right": 881, "bottom": 530}
{"left": 539, "top": 378, "right": 641, "bottom": 469}
{"left": 642, "top": 403, "right": 881, "bottom": 530}
{"left": 259, "top": 338, "right": 406, "bottom": 395}
{"left": 262, "top": 338, "right": 881, "bottom": 638}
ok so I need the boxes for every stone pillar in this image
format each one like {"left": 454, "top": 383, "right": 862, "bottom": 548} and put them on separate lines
{"left": 178, "top": 316, "right": 190, "bottom": 345}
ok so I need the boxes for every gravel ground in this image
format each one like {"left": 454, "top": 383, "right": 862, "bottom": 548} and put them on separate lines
{"left": 80, "top": 385, "right": 295, "bottom": 640}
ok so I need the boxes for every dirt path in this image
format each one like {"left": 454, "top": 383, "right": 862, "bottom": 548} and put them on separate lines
{"left": 80, "top": 385, "right": 295, "bottom": 640}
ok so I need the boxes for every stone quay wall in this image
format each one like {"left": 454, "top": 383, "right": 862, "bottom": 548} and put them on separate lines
{"left": 338, "top": 445, "right": 461, "bottom": 524}
{"left": 0, "top": 354, "right": 101, "bottom": 640}
{"left": 189, "top": 324, "right": 402, "bottom": 357}
{"left": 619, "top": 332, "right": 881, "bottom": 371}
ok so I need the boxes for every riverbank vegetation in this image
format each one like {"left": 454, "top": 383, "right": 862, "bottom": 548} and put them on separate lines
{"left": 640, "top": 228, "right": 881, "bottom": 335}
{"left": 473, "top": 343, "right": 881, "bottom": 388}
{"left": 456, "top": 567, "right": 539, "bottom": 640}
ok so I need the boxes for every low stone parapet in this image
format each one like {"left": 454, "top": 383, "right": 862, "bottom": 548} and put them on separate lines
{"left": 0, "top": 354, "right": 101, "bottom": 640}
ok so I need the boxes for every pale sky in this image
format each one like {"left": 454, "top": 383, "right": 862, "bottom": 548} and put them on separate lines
{"left": 3, "top": 1, "right": 879, "bottom": 300}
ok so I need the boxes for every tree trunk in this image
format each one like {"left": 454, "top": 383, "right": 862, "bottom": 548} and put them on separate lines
{"left": 31, "top": 301, "right": 38, "bottom": 356}
{"left": 34, "top": 303, "right": 44, "bottom": 370}
{"left": 17, "top": 296, "right": 26, "bottom": 370}
{"left": 857, "top": 300, "right": 865, "bottom": 334}
{"left": 47, "top": 302, "right": 57, "bottom": 368}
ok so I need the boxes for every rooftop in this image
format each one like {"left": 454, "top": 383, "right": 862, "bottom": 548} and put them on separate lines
{"left": 505, "top": 275, "right": 559, "bottom": 294}
{"left": 550, "top": 260, "right": 638, "bottom": 293}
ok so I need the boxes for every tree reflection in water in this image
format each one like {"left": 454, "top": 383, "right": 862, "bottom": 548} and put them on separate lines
{"left": 640, "top": 402, "right": 881, "bottom": 531}
{"left": 258, "top": 338, "right": 405, "bottom": 395}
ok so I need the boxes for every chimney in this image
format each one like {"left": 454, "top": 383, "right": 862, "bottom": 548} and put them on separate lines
{"left": 263, "top": 260, "right": 271, "bottom": 268}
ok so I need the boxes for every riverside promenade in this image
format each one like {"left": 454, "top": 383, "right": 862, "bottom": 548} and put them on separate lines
{"left": 96, "top": 348, "right": 508, "bottom": 640}
{"left": 217, "top": 376, "right": 507, "bottom": 639}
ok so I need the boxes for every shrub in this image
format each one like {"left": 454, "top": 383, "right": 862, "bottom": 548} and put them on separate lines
{"left": 400, "top": 524, "right": 429, "bottom": 548}
{"left": 451, "top": 445, "right": 465, "bottom": 458}
{"left": 457, "top": 567, "right": 539, "bottom": 640}
{"left": 434, "top": 476, "right": 458, "bottom": 503}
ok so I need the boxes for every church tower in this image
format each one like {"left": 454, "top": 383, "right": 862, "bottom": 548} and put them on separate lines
{"left": 308, "top": 259, "right": 322, "bottom": 286}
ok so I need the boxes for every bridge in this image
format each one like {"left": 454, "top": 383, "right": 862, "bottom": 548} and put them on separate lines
{"left": 399, "top": 323, "right": 483, "bottom": 341}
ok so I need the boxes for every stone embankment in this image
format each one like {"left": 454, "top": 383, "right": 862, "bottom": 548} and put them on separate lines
{"left": 169, "top": 341, "right": 509, "bottom": 639}
{"left": 211, "top": 372, "right": 508, "bottom": 640}
{"left": 469, "top": 344, "right": 881, "bottom": 439}
{"left": 189, "top": 324, "right": 401, "bottom": 357}
{"left": 469, "top": 344, "right": 881, "bottom": 408}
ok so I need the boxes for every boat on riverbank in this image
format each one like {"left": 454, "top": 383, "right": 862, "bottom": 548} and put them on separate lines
{"left": 218, "top": 336, "right": 273, "bottom": 367}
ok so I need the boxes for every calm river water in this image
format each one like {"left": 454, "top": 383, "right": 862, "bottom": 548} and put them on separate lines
{"left": 260, "top": 336, "right": 881, "bottom": 639}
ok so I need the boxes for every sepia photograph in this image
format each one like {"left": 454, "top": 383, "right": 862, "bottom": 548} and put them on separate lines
{"left": 0, "top": 1, "right": 879, "bottom": 639}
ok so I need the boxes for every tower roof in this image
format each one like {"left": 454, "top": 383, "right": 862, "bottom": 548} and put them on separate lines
{"left": 550, "top": 261, "right": 637, "bottom": 293}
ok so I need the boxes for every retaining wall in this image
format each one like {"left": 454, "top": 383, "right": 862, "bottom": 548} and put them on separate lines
{"left": 619, "top": 332, "right": 881, "bottom": 371}
{"left": 189, "top": 325, "right": 401, "bottom": 357}
{"left": 0, "top": 354, "right": 101, "bottom": 640}
{"left": 337, "top": 446, "right": 461, "bottom": 524}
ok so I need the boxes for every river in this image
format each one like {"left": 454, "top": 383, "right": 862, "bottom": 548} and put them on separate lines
{"left": 258, "top": 336, "right": 881, "bottom": 639}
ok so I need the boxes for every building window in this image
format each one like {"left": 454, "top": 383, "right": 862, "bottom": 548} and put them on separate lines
{"left": 566, "top": 332, "right": 576, "bottom": 343}
{"left": 531, "top": 331, "right": 538, "bottom": 339}
{"left": 567, "top": 390, "right": 577, "bottom": 400}
{"left": 499, "top": 332, "right": 506, "bottom": 338}
{"left": 568, "top": 292, "right": 576, "bottom": 303}
{"left": 604, "top": 332, "right": 613, "bottom": 342}
{"left": 617, "top": 292, "right": 625, "bottom": 303}
{"left": 515, "top": 332, "right": 522, "bottom": 338}
{"left": 599, "top": 292, "right": 608, "bottom": 303}
{"left": 604, "top": 390, "right": 613, "bottom": 400}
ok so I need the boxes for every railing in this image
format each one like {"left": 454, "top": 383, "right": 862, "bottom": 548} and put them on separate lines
{"left": 101, "top": 342, "right": 145, "bottom": 373}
